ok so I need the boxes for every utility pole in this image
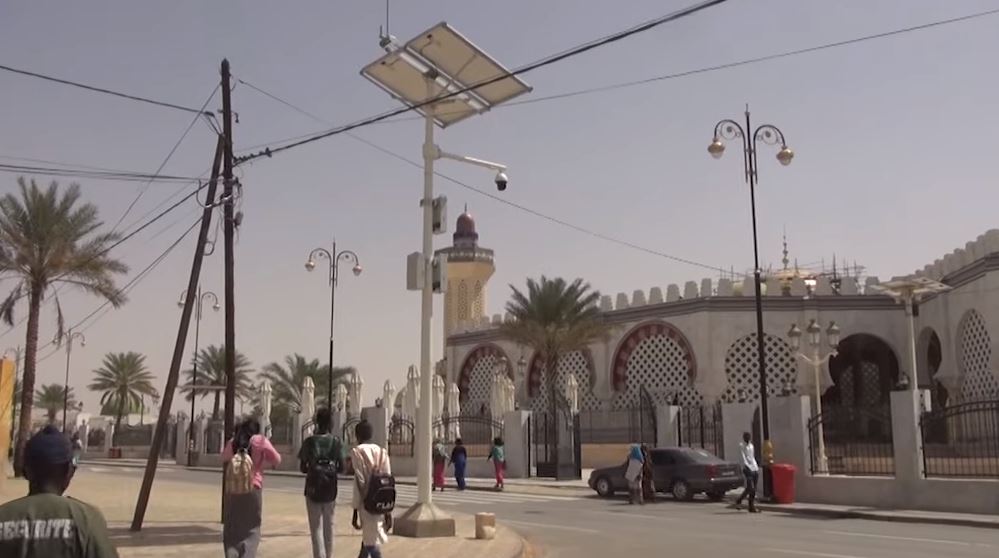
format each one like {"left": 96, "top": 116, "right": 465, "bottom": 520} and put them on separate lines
{"left": 221, "top": 59, "right": 237, "bottom": 440}
{"left": 131, "top": 136, "right": 225, "bottom": 532}
{"left": 220, "top": 58, "right": 238, "bottom": 526}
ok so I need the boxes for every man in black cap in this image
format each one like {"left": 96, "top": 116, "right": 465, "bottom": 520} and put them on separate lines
{"left": 0, "top": 425, "right": 118, "bottom": 557}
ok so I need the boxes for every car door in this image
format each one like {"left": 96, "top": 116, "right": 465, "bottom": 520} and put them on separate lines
{"left": 650, "top": 449, "right": 678, "bottom": 490}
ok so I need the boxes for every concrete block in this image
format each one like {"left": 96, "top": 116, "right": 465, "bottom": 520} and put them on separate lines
{"left": 475, "top": 513, "right": 496, "bottom": 540}
{"left": 814, "top": 276, "right": 832, "bottom": 296}
{"left": 600, "top": 295, "right": 613, "bottom": 312}
{"left": 684, "top": 281, "right": 699, "bottom": 299}
{"left": 393, "top": 503, "right": 456, "bottom": 538}
{"left": 789, "top": 277, "right": 807, "bottom": 297}
{"left": 701, "top": 278, "right": 713, "bottom": 297}
{"left": 666, "top": 284, "right": 681, "bottom": 302}
{"left": 765, "top": 277, "right": 782, "bottom": 296}
{"left": 717, "top": 278, "right": 733, "bottom": 296}
{"left": 615, "top": 293, "right": 629, "bottom": 310}
{"left": 839, "top": 277, "right": 858, "bottom": 295}
{"left": 632, "top": 289, "right": 647, "bottom": 307}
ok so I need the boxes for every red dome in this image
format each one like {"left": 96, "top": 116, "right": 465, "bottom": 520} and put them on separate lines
{"left": 456, "top": 212, "right": 476, "bottom": 235}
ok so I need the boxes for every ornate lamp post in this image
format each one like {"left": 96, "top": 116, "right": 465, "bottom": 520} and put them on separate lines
{"left": 708, "top": 106, "right": 794, "bottom": 475}
{"left": 788, "top": 320, "right": 840, "bottom": 473}
{"left": 305, "top": 240, "right": 362, "bottom": 406}
{"left": 60, "top": 330, "right": 86, "bottom": 432}
{"left": 177, "top": 287, "right": 219, "bottom": 466}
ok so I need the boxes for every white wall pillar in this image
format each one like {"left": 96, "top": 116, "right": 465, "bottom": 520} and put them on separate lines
{"left": 656, "top": 404, "right": 680, "bottom": 447}
{"left": 175, "top": 417, "right": 189, "bottom": 465}
{"left": 365, "top": 405, "right": 390, "bottom": 449}
{"left": 503, "top": 410, "right": 532, "bottom": 479}
{"left": 721, "top": 402, "right": 759, "bottom": 463}
{"left": 891, "top": 389, "right": 923, "bottom": 482}
{"left": 768, "top": 395, "right": 810, "bottom": 473}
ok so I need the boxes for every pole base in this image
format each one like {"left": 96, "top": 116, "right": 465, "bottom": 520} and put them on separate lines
{"left": 392, "top": 502, "right": 456, "bottom": 538}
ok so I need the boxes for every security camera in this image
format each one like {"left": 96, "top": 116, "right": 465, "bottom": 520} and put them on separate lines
{"left": 495, "top": 171, "right": 508, "bottom": 191}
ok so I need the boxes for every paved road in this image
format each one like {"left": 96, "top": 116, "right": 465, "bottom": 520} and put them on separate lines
{"left": 84, "top": 466, "right": 999, "bottom": 558}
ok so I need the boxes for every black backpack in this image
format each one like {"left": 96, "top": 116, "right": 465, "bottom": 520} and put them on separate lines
{"left": 305, "top": 435, "right": 340, "bottom": 503}
{"left": 358, "top": 447, "right": 396, "bottom": 514}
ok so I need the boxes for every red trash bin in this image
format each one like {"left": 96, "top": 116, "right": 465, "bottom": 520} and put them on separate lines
{"left": 770, "top": 463, "right": 796, "bottom": 504}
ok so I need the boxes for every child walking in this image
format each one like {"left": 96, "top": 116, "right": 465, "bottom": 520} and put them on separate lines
{"left": 488, "top": 437, "right": 506, "bottom": 491}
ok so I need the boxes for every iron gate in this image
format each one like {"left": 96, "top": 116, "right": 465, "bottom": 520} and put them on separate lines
{"left": 677, "top": 403, "right": 723, "bottom": 457}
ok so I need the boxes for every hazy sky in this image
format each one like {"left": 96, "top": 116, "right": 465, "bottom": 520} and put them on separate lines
{"left": 2, "top": 1, "right": 997, "bottom": 415}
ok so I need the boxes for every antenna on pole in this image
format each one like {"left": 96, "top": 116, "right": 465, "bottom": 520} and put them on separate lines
{"left": 379, "top": 0, "right": 396, "bottom": 49}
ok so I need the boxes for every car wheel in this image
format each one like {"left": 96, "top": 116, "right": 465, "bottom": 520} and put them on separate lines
{"left": 707, "top": 490, "right": 726, "bottom": 502}
{"left": 595, "top": 476, "right": 614, "bottom": 498}
{"left": 671, "top": 480, "right": 694, "bottom": 502}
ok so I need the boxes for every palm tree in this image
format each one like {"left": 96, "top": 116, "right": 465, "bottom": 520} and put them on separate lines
{"left": 184, "top": 344, "right": 254, "bottom": 420}
{"left": 0, "top": 178, "right": 127, "bottom": 475}
{"left": 499, "top": 276, "right": 608, "bottom": 411}
{"left": 88, "top": 352, "right": 158, "bottom": 446}
{"left": 35, "top": 383, "right": 75, "bottom": 422}
{"left": 260, "top": 353, "right": 354, "bottom": 411}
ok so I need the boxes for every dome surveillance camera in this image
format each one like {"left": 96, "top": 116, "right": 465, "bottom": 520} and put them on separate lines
{"left": 495, "top": 171, "right": 508, "bottom": 191}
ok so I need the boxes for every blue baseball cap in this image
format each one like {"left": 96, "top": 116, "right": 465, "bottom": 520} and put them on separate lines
{"left": 25, "top": 425, "right": 74, "bottom": 467}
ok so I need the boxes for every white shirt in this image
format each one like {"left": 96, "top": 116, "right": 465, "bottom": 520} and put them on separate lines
{"left": 739, "top": 441, "right": 759, "bottom": 472}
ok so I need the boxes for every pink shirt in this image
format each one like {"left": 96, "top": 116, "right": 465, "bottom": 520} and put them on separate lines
{"left": 223, "top": 434, "right": 282, "bottom": 489}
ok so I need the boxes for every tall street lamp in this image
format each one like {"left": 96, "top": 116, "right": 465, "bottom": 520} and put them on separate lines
{"left": 305, "top": 240, "right": 362, "bottom": 406}
{"left": 60, "top": 330, "right": 86, "bottom": 432}
{"left": 788, "top": 320, "right": 840, "bottom": 473}
{"left": 708, "top": 106, "right": 794, "bottom": 476}
{"left": 177, "top": 287, "right": 219, "bottom": 466}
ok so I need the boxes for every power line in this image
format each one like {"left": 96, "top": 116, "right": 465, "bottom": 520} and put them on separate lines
{"left": 236, "top": 5, "right": 999, "bottom": 152}
{"left": 35, "top": 217, "right": 202, "bottom": 363}
{"left": 234, "top": 0, "right": 729, "bottom": 164}
{"left": 0, "top": 63, "right": 214, "bottom": 116}
{"left": 0, "top": 163, "right": 202, "bottom": 184}
{"left": 237, "top": 77, "right": 733, "bottom": 274}
{"left": 112, "top": 84, "right": 221, "bottom": 231}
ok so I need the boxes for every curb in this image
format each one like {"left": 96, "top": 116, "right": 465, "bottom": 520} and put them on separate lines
{"left": 755, "top": 504, "right": 999, "bottom": 530}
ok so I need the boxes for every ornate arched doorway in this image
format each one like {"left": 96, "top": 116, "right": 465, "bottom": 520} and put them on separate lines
{"left": 723, "top": 333, "right": 798, "bottom": 403}
{"left": 526, "top": 350, "right": 598, "bottom": 412}
{"left": 610, "top": 321, "right": 700, "bottom": 408}
{"left": 457, "top": 344, "right": 512, "bottom": 416}
{"left": 826, "top": 334, "right": 900, "bottom": 410}
{"left": 957, "top": 310, "right": 997, "bottom": 403}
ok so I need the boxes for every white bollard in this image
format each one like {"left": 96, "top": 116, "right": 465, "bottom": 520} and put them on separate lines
{"left": 474, "top": 512, "right": 496, "bottom": 540}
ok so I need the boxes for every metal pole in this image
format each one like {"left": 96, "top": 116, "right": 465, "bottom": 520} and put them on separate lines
{"left": 812, "top": 345, "right": 828, "bottom": 472}
{"left": 905, "top": 295, "right": 918, "bottom": 390}
{"left": 221, "top": 58, "right": 237, "bottom": 442}
{"left": 188, "top": 288, "right": 201, "bottom": 467}
{"left": 131, "top": 136, "right": 224, "bottom": 532}
{"left": 416, "top": 89, "right": 436, "bottom": 506}
{"left": 62, "top": 335, "right": 72, "bottom": 432}
{"left": 328, "top": 240, "right": 337, "bottom": 407}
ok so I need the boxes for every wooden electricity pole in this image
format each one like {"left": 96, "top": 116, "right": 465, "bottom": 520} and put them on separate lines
{"left": 131, "top": 136, "right": 225, "bottom": 531}
{"left": 221, "top": 59, "right": 237, "bottom": 441}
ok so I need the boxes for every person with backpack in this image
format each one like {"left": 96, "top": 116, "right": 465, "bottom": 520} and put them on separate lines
{"left": 449, "top": 438, "right": 468, "bottom": 491}
{"left": 299, "top": 408, "right": 344, "bottom": 558}
{"left": 222, "top": 419, "right": 281, "bottom": 558}
{"left": 487, "top": 437, "right": 505, "bottom": 491}
{"left": 351, "top": 420, "right": 394, "bottom": 558}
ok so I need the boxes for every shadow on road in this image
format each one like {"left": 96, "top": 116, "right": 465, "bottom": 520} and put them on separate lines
{"left": 108, "top": 523, "right": 220, "bottom": 548}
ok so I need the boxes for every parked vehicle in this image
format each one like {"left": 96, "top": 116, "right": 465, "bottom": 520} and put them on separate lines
{"left": 588, "top": 447, "right": 743, "bottom": 501}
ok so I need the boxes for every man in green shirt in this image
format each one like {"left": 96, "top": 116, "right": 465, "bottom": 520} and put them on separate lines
{"left": 298, "top": 408, "right": 344, "bottom": 558}
{"left": 0, "top": 425, "right": 119, "bottom": 557}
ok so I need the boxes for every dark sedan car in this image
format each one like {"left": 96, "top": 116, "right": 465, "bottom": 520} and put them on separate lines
{"left": 587, "top": 447, "right": 743, "bottom": 501}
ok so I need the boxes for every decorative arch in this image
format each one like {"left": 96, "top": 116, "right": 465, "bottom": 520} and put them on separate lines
{"left": 957, "top": 310, "right": 997, "bottom": 402}
{"left": 611, "top": 321, "right": 696, "bottom": 392}
{"left": 457, "top": 344, "right": 512, "bottom": 414}
{"left": 916, "top": 327, "right": 942, "bottom": 388}
{"left": 610, "top": 320, "right": 699, "bottom": 408}
{"left": 826, "top": 333, "right": 900, "bottom": 408}
{"left": 722, "top": 333, "right": 797, "bottom": 403}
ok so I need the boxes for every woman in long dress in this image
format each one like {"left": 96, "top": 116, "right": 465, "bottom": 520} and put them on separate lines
{"left": 450, "top": 438, "right": 468, "bottom": 491}
{"left": 432, "top": 439, "right": 447, "bottom": 491}
{"left": 222, "top": 419, "right": 282, "bottom": 558}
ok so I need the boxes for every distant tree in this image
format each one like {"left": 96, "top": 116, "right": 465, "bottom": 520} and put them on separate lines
{"left": 0, "top": 178, "right": 127, "bottom": 475}
{"left": 34, "top": 383, "right": 75, "bottom": 422}
{"left": 260, "top": 353, "right": 354, "bottom": 412}
{"left": 183, "top": 345, "right": 253, "bottom": 420}
{"left": 88, "top": 352, "right": 158, "bottom": 446}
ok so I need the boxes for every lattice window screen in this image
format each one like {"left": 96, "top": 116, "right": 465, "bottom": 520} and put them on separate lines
{"left": 457, "top": 282, "right": 469, "bottom": 320}
{"left": 959, "top": 310, "right": 998, "bottom": 402}
{"left": 461, "top": 353, "right": 497, "bottom": 415}
{"left": 614, "top": 334, "right": 700, "bottom": 408}
{"left": 723, "top": 333, "right": 797, "bottom": 403}
{"left": 530, "top": 351, "right": 599, "bottom": 412}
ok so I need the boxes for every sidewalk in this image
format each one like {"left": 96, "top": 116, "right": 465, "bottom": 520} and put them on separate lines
{"left": 1, "top": 471, "right": 526, "bottom": 557}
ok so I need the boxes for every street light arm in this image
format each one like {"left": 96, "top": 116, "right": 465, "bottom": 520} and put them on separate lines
{"left": 712, "top": 118, "right": 750, "bottom": 181}
{"left": 200, "top": 291, "right": 220, "bottom": 308}
{"left": 796, "top": 349, "right": 838, "bottom": 367}
{"left": 753, "top": 124, "right": 789, "bottom": 148}
{"left": 434, "top": 148, "right": 507, "bottom": 172}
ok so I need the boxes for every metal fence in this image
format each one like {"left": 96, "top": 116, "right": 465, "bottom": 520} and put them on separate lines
{"left": 388, "top": 417, "right": 415, "bottom": 457}
{"left": 577, "top": 407, "right": 655, "bottom": 444}
{"left": 116, "top": 424, "right": 153, "bottom": 447}
{"left": 433, "top": 414, "right": 503, "bottom": 457}
{"left": 808, "top": 405, "right": 894, "bottom": 476}
{"left": 678, "top": 404, "right": 723, "bottom": 457}
{"left": 920, "top": 399, "right": 999, "bottom": 478}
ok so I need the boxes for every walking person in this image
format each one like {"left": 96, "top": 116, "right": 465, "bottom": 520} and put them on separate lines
{"left": 222, "top": 419, "right": 282, "bottom": 557}
{"left": 640, "top": 444, "right": 656, "bottom": 503}
{"left": 70, "top": 432, "right": 83, "bottom": 467}
{"left": 0, "top": 425, "right": 119, "bottom": 557}
{"left": 450, "top": 438, "right": 468, "bottom": 491}
{"left": 351, "top": 420, "right": 393, "bottom": 558}
{"left": 432, "top": 438, "right": 447, "bottom": 492}
{"left": 734, "top": 432, "right": 760, "bottom": 513}
{"left": 299, "top": 408, "right": 344, "bottom": 558}
{"left": 488, "top": 437, "right": 506, "bottom": 491}
{"left": 625, "top": 444, "right": 644, "bottom": 505}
